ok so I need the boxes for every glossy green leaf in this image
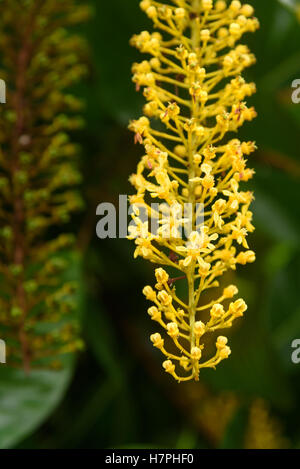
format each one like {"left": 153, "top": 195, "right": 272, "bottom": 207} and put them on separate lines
{"left": 0, "top": 362, "right": 73, "bottom": 449}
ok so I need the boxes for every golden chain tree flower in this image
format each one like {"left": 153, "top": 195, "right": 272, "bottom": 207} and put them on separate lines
{"left": 0, "top": 0, "right": 90, "bottom": 372}
{"left": 128, "top": 0, "right": 258, "bottom": 382}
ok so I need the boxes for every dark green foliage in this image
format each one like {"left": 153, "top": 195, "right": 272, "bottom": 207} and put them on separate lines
{"left": 0, "top": 0, "right": 89, "bottom": 370}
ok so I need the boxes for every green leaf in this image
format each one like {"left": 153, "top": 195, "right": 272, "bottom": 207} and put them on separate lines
{"left": 0, "top": 361, "right": 73, "bottom": 449}
{"left": 0, "top": 250, "right": 83, "bottom": 448}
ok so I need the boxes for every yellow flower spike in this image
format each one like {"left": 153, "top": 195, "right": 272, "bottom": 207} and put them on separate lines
{"left": 129, "top": 0, "right": 258, "bottom": 382}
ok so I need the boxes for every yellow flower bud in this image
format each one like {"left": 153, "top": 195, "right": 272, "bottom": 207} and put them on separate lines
{"left": 174, "top": 145, "right": 186, "bottom": 157}
{"left": 223, "top": 285, "right": 238, "bottom": 298}
{"left": 201, "top": 163, "right": 212, "bottom": 175}
{"left": 163, "top": 359, "right": 175, "bottom": 374}
{"left": 179, "top": 356, "right": 190, "bottom": 370}
{"left": 191, "top": 346, "right": 202, "bottom": 360}
{"left": 202, "top": 175, "right": 214, "bottom": 189}
{"left": 150, "top": 57, "right": 160, "bottom": 69}
{"left": 223, "top": 55, "right": 233, "bottom": 67}
{"left": 140, "top": 0, "right": 151, "bottom": 11}
{"left": 241, "top": 4, "right": 254, "bottom": 17}
{"left": 215, "top": 1, "right": 227, "bottom": 11}
{"left": 151, "top": 333, "right": 164, "bottom": 348}
{"left": 195, "top": 125, "right": 205, "bottom": 137}
{"left": 210, "top": 303, "right": 225, "bottom": 319}
{"left": 198, "top": 67, "right": 206, "bottom": 80}
{"left": 203, "top": 145, "right": 216, "bottom": 160}
{"left": 236, "top": 250, "right": 256, "bottom": 265}
{"left": 200, "top": 29, "right": 210, "bottom": 41}
{"left": 230, "top": 23, "right": 241, "bottom": 36}
{"left": 218, "top": 27, "right": 228, "bottom": 38}
{"left": 199, "top": 90, "right": 208, "bottom": 103}
{"left": 230, "top": 1, "right": 241, "bottom": 13}
{"left": 176, "top": 44, "right": 188, "bottom": 60}
{"left": 219, "top": 345, "right": 231, "bottom": 359}
{"left": 229, "top": 299, "right": 247, "bottom": 317}
{"left": 202, "top": 0, "right": 213, "bottom": 11}
{"left": 155, "top": 267, "right": 169, "bottom": 285}
{"left": 159, "top": 6, "right": 172, "bottom": 19}
{"left": 146, "top": 6, "right": 157, "bottom": 19}
{"left": 194, "top": 321, "right": 206, "bottom": 337}
{"left": 198, "top": 259, "right": 211, "bottom": 277}
{"left": 148, "top": 306, "right": 161, "bottom": 321}
{"left": 237, "top": 15, "right": 247, "bottom": 26}
{"left": 144, "top": 101, "right": 158, "bottom": 117}
{"left": 188, "top": 53, "right": 198, "bottom": 65}
{"left": 157, "top": 290, "right": 172, "bottom": 305}
{"left": 175, "top": 8, "right": 185, "bottom": 19}
{"left": 167, "top": 322, "right": 179, "bottom": 338}
{"left": 143, "top": 285, "right": 156, "bottom": 301}
{"left": 193, "top": 153, "right": 202, "bottom": 164}
{"left": 216, "top": 336, "right": 228, "bottom": 349}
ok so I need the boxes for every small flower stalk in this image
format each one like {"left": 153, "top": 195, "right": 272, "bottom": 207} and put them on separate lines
{"left": 128, "top": 0, "right": 258, "bottom": 382}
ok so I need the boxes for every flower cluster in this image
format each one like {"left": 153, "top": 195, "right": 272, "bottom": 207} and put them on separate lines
{"left": 0, "top": 0, "right": 90, "bottom": 372}
{"left": 128, "top": 0, "right": 258, "bottom": 382}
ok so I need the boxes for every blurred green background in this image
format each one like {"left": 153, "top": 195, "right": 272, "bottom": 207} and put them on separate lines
{"left": 1, "top": 0, "right": 300, "bottom": 449}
